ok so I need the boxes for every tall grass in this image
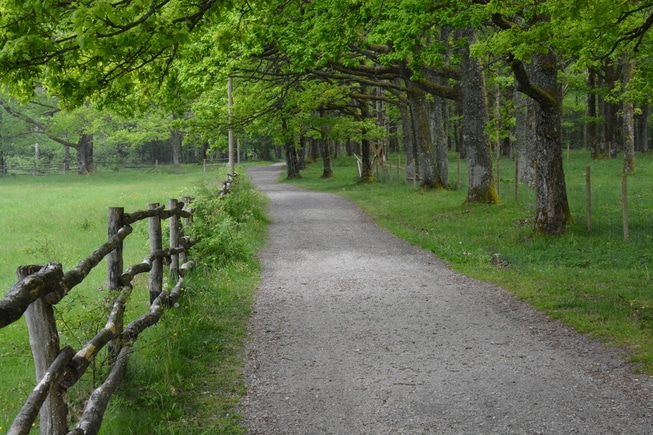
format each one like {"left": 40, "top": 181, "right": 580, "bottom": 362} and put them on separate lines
{"left": 0, "top": 166, "right": 228, "bottom": 431}
{"left": 289, "top": 151, "right": 653, "bottom": 372}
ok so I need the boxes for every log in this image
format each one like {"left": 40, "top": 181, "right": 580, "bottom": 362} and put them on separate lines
{"left": 169, "top": 277, "right": 184, "bottom": 307}
{"left": 180, "top": 260, "right": 195, "bottom": 277}
{"left": 70, "top": 345, "right": 131, "bottom": 435}
{"left": 121, "top": 205, "right": 163, "bottom": 225}
{"left": 106, "top": 207, "right": 124, "bottom": 290}
{"left": 61, "top": 287, "right": 131, "bottom": 389}
{"left": 123, "top": 292, "right": 167, "bottom": 342}
{"left": 8, "top": 346, "right": 74, "bottom": 435}
{"left": 148, "top": 204, "right": 163, "bottom": 305}
{"left": 169, "top": 199, "right": 180, "bottom": 281}
{"left": 0, "top": 263, "right": 64, "bottom": 329}
{"left": 62, "top": 225, "right": 132, "bottom": 292}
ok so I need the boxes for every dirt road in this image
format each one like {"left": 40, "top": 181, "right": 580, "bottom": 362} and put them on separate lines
{"left": 242, "top": 164, "right": 653, "bottom": 434}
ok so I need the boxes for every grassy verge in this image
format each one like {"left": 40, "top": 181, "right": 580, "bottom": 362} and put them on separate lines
{"left": 287, "top": 152, "right": 653, "bottom": 372}
{"left": 100, "top": 173, "right": 268, "bottom": 434}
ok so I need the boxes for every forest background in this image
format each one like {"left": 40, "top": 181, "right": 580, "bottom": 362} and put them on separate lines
{"left": 1, "top": 1, "right": 652, "bottom": 235}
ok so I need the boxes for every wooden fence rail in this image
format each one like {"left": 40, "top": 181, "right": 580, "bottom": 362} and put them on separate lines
{"left": 0, "top": 197, "right": 195, "bottom": 435}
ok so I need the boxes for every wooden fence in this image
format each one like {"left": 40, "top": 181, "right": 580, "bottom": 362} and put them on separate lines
{"left": 0, "top": 197, "right": 196, "bottom": 435}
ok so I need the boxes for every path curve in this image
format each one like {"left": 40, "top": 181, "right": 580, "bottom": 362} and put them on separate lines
{"left": 242, "top": 164, "right": 653, "bottom": 434}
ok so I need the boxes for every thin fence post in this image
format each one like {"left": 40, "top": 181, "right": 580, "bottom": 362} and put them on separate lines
{"left": 169, "top": 199, "right": 180, "bottom": 281}
{"left": 496, "top": 156, "right": 501, "bottom": 197}
{"left": 585, "top": 166, "right": 592, "bottom": 233}
{"left": 622, "top": 174, "right": 630, "bottom": 240}
{"left": 19, "top": 265, "right": 69, "bottom": 435}
{"left": 397, "top": 154, "right": 400, "bottom": 180}
{"left": 457, "top": 153, "right": 461, "bottom": 190}
{"left": 180, "top": 196, "right": 193, "bottom": 266}
{"left": 148, "top": 203, "right": 163, "bottom": 304}
{"left": 514, "top": 153, "right": 519, "bottom": 202}
{"left": 107, "top": 207, "right": 124, "bottom": 290}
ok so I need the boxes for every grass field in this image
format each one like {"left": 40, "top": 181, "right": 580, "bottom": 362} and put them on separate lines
{"left": 288, "top": 151, "right": 653, "bottom": 372}
{"left": 0, "top": 165, "right": 240, "bottom": 432}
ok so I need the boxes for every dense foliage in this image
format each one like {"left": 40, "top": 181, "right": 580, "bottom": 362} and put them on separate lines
{"left": 2, "top": 1, "right": 653, "bottom": 224}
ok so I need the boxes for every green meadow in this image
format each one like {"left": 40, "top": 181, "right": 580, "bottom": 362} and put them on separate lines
{"left": 289, "top": 151, "right": 653, "bottom": 371}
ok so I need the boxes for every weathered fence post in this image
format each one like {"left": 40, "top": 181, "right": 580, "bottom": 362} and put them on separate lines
{"left": 148, "top": 203, "right": 163, "bottom": 304}
{"left": 169, "top": 199, "right": 180, "bottom": 281}
{"left": 180, "top": 196, "right": 193, "bottom": 266}
{"left": 107, "top": 207, "right": 124, "bottom": 290}
{"left": 19, "top": 265, "right": 68, "bottom": 435}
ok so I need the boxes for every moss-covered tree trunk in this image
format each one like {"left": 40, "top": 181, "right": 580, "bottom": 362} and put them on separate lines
{"left": 460, "top": 28, "right": 497, "bottom": 203}
{"left": 399, "top": 101, "right": 418, "bottom": 182}
{"left": 518, "top": 50, "right": 571, "bottom": 235}
{"left": 406, "top": 83, "right": 440, "bottom": 188}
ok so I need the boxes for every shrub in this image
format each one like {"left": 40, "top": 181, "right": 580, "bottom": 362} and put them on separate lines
{"left": 189, "top": 175, "right": 267, "bottom": 269}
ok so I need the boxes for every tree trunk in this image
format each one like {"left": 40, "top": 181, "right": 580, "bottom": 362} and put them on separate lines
{"left": 399, "top": 101, "right": 417, "bottom": 182}
{"left": 76, "top": 134, "right": 94, "bottom": 174}
{"left": 306, "top": 136, "right": 319, "bottom": 163}
{"left": 622, "top": 58, "right": 636, "bottom": 174}
{"left": 586, "top": 69, "right": 599, "bottom": 158}
{"left": 406, "top": 83, "right": 440, "bottom": 188}
{"left": 64, "top": 146, "right": 71, "bottom": 172}
{"left": 429, "top": 96, "right": 449, "bottom": 188}
{"left": 635, "top": 105, "right": 649, "bottom": 152}
{"left": 519, "top": 50, "right": 571, "bottom": 234}
{"left": 170, "top": 128, "right": 183, "bottom": 168}
{"left": 460, "top": 28, "right": 497, "bottom": 203}
{"left": 515, "top": 87, "right": 537, "bottom": 186}
{"left": 320, "top": 136, "right": 333, "bottom": 178}
{"left": 598, "top": 61, "right": 621, "bottom": 159}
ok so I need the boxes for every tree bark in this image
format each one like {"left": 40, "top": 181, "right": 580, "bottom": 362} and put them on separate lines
{"left": 358, "top": 96, "right": 374, "bottom": 181}
{"left": 598, "top": 61, "right": 621, "bottom": 159}
{"left": 429, "top": 95, "right": 449, "bottom": 188}
{"left": 460, "top": 28, "right": 497, "bottom": 203}
{"left": 170, "top": 128, "right": 183, "bottom": 168}
{"left": 586, "top": 69, "right": 599, "bottom": 158}
{"left": 19, "top": 265, "right": 68, "bottom": 435}
{"left": 515, "top": 85, "right": 537, "bottom": 186}
{"left": 622, "top": 58, "right": 636, "bottom": 174}
{"left": 512, "top": 49, "right": 571, "bottom": 234}
{"left": 399, "top": 101, "right": 418, "bottom": 182}
{"left": 635, "top": 105, "right": 649, "bottom": 152}
{"left": 406, "top": 83, "right": 440, "bottom": 188}
{"left": 77, "top": 134, "right": 94, "bottom": 174}
{"left": 320, "top": 136, "right": 333, "bottom": 178}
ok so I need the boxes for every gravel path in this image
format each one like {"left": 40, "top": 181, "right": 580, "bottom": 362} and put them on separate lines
{"left": 242, "top": 164, "right": 653, "bottom": 434}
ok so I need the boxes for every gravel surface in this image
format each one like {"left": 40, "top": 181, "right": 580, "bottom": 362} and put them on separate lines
{"left": 242, "top": 164, "right": 653, "bottom": 434}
